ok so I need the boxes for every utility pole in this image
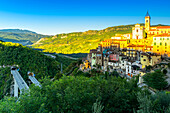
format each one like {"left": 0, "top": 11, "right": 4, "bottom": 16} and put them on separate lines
{"left": 61, "top": 63, "right": 63, "bottom": 74}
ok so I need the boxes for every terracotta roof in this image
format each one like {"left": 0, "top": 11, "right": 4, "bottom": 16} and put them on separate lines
{"left": 127, "top": 44, "right": 137, "bottom": 47}
{"left": 112, "top": 42, "right": 120, "bottom": 44}
{"left": 157, "top": 26, "right": 170, "bottom": 29}
{"left": 149, "top": 29, "right": 157, "bottom": 31}
{"left": 146, "top": 46, "right": 153, "bottom": 48}
{"left": 116, "top": 39, "right": 127, "bottom": 41}
{"left": 137, "top": 45, "right": 144, "bottom": 47}
{"left": 153, "top": 33, "right": 170, "bottom": 37}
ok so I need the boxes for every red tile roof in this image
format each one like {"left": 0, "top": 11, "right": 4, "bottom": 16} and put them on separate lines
{"left": 154, "top": 33, "right": 170, "bottom": 37}
{"left": 137, "top": 45, "right": 144, "bottom": 47}
{"left": 149, "top": 29, "right": 157, "bottom": 31}
{"left": 157, "top": 26, "right": 170, "bottom": 29}
{"left": 146, "top": 46, "right": 153, "bottom": 48}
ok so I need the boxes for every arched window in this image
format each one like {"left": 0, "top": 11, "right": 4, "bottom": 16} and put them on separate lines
{"left": 136, "top": 29, "right": 138, "bottom": 32}
{"left": 136, "top": 36, "right": 138, "bottom": 39}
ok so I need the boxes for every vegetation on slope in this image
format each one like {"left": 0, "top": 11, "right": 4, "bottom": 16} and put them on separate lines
{"left": 0, "top": 29, "right": 48, "bottom": 45}
{"left": 32, "top": 24, "right": 170, "bottom": 54}
{"left": 32, "top": 24, "right": 140, "bottom": 54}
{"left": 0, "top": 75, "right": 170, "bottom": 113}
{"left": 143, "top": 70, "right": 168, "bottom": 90}
{"left": 0, "top": 41, "right": 75, "bottom": 99}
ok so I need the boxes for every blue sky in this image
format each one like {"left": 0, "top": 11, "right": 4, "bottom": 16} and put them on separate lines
{"left": 0, "top": 0, "right": 170, "bottom": 35}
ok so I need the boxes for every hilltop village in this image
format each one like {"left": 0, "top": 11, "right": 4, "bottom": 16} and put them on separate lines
{"left": 81, "top": 12, "right": 170, "bottom": 79}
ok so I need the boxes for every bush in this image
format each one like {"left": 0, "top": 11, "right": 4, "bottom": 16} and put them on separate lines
{"left": 143, "top": 70, "right": 168, "bottom": 90}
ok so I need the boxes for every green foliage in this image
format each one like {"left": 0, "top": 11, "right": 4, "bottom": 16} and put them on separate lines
{"left": 110, "top": 70, "right": 119, "bottom": 77}
{"left": 92, "top": 99, "right": 104, "bottom": 113}
{"left": 55, "top": 54, "right": 76, "bottom": 70}
{"left": 0, "top": 41, "right": 62, "bottom": 99}
{"left": 0, "top": 67, "right": 12, "bottom": 99}
{"left": 168, "top": 63, "right": 170, "bottom": 69}
{"left": 143, "top": 70, "right": 168, "bottom": 90}
{"left": 32, "top": 24, "right": 167, "bottom": 54}
{"left": 145, "top": 65, "right": 153, "bottom": 71}
{"left": 0, "top": 76, "right": 141, "bottom": 113}
{"left": 137, "top": 91, "right": 170, "bottom": 113}
{"left": 32, "top": 24, "right": 136, "bottom": 54}
{"left": 163, "top": 69, "right": 167, "bottom": 75}
{"left": 0, "top": 97, "right": 19, "bottom": 113}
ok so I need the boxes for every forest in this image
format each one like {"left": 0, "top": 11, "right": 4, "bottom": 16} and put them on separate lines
{"left": 0, "top": 41, "right": 169, "bottom": 113}
{"left": 0, "top": 41, "right": 75, "bottom": 100}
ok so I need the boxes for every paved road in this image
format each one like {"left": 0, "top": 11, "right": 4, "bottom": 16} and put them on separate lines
{"left": 29, "top": 76, "right": 41, "bottom": 87}
{"left": 11, "top": 70, "right": 29, "bottom": 90}
{"left": 44, "top": 53, "right": 78, "bottom": 60}
{"left": 56, "top": 53, "right": 78, "bottom": 60}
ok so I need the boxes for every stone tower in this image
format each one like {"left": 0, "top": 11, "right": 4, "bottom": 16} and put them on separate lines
{"left": 145, "top": 11, "right": 151, "bottom": 33}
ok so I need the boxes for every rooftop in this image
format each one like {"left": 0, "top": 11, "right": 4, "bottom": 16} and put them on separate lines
{"left": 145, "top": 11, "right": 150, "bottom": 17}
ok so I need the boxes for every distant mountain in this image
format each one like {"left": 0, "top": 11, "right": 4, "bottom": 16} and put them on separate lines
{"left": 0, "top": 29, "right": 49, "bottom": 45}
{"left": 0, "top": 29, "right": 37, "bottom": 34}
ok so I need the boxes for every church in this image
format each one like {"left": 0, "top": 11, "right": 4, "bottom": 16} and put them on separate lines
{"left": 102, "top": 12, "right": 170, "bottom": 57}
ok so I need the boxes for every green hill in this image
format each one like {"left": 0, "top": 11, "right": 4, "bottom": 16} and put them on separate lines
{"left": 32, "top": 24, "right": 170, "bottom": 54}
{"left": 32, "top": 24, "right": 143, "bottom": 54}
{"left": 0, "top": 29, "right": 49, "bottom": 45}
{"left": 0, "top": 41, "right": 75, "bottom": 99}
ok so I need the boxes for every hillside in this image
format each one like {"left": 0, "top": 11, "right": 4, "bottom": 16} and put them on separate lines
{"left": 0, "top": 29, "right": 49, "bottom": 45}
{"left": 32, "top": 24, "right": 170, "bottom": 54}
{"left": 0, "top": 41, "right": 75, "bottom": 99}
{"left": 32, "top": 24, "right": 144, "bottom": 54}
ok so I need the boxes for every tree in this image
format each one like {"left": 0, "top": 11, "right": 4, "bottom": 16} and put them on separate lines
{"left": 0, "top": 76, "right": 142, "bottom": 113}
{"left": 143, "top": 70, "right": 168, "bottom": 90}
{"left": 163, "top": 69, "right": 167, "bottom": 75}
{"left": 137, "top": 92, "right": 170, "bottom": 113}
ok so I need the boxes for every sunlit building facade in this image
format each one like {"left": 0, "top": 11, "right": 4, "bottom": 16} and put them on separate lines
{"left": 100, "top": 12, "right": 170, "bottom": 57}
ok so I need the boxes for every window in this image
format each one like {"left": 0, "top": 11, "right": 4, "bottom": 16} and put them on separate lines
{"left": 146, "top": 20, "right": 148, "bottom": 22}
{"left": 168, "top": 38, "right": 169, "bottom": 40}
{"left": 165, "top": 43, "right": 167, "bottom": 46}
{"left": 157, "top": 46, "right": 159, "bottom": 48}
{"left": 154, "top": 42, "right": 156, "bottom": 45}
{"left": 143, "top": 59, "right": 146, "bottom": 61}
{"left": 160, "top": 42, "right": 162, "bottom": 46}
{"left": 161, "top": 31, "right": 163, "bottom": 33}
{"left": 141, "top": 56, "right": 143, "bottom": 58}
{"left": 136, "top": 29, "right": 138, "bottom": 32}
{"left": 165, "top": 31, "right": 166, "bottom": 33}
{"left": 136, "top": 36, "right": 138, "bottom": 39}
{"left": 160, "top": 38, "right": 162, "bottom": 40}
{"left": 157, "top": 49, "right": 159, "bottom": 51}
{"left": 154, "top": 38, "right": 156, "bottom": 40}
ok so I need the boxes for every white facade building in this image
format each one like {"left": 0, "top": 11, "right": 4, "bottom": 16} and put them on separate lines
{"left": 132, "top": 24, "right": 144, "bottom": 39}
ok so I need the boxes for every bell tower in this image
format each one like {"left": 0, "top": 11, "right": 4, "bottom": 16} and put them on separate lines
{"left": 145, "top": 11, "right": 151, "bottom": 33}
